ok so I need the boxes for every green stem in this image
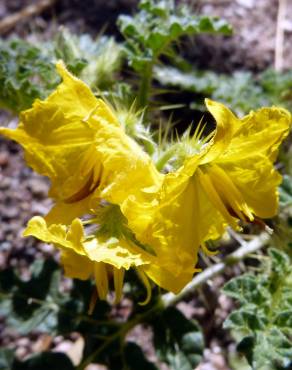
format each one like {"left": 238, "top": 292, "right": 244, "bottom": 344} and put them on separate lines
{"left": 77, "top": 302, "right": 163, "bottom": 370}
{"left": 137, "top": 62, "right": 153, "bottom": 113}
{"left": 155, "top": 145, "right": 177, "bottom": 171}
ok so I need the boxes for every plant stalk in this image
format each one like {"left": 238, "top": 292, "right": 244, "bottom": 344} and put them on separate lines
{"left": 137, "top": 63, "right": 153, "bottom": 114}
{"left": 77, "top": 302, "right": 162, "bottom": 370}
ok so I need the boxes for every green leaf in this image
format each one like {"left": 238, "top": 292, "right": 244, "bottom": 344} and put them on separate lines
{"left": 0, "top": 349, "right": 15, "bottom": 370}
{"left": 124, "top": 342, "right": 159, "bottom": 370}
{"left": 260, "top": 69, "right": 292, "bottom": 108}
{"left": 240, "top": 329, "right": 292, "bottom": 370}
{"left": 0, "top": 259, "right": 61, "bottom": 335}
{"left": 222, "top": 248, "right": 292, "bottom": 369}
{"left": 0, "top": 38, "right": 59, "bottom": 112}
{"left": 0, "top": 268, "right": 18, "bottom": 293}
{"left": 0, "top": 255, "right": 120, "bottom": 352}
{"left": 236, "top": 336, "right": 255, "bottom": 367}
{"left": 224, "top": 308, "right": 266, "bottom": 333}
{"left": 0, "top": 32, "right": 122, "bottom": 114}
{"left": 54, "top": 29, "right": 122, "bottom": 89}
{"left": 5, "top": 260, "right": 60, "bottom": 335}
{"left": 151, "top": 307, "right": 204, "bottom": 370}
{"left": 154, "top": 66, "right": 292, "bottom": 115}
{"left": 279, "top": 175, "right": 292, "bottom": 206}
{"left": 118, "top": 0, "right": 231, "bottom": 73}
{"left": 274, "top": 310, "right": 292, "bottom": 333}
{"left": 222, "top": 274, "right": 267, "bottom": 305}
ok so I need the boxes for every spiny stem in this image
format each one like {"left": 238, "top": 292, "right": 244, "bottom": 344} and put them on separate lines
{"left": 155, "top": 145, "right": 177, "bottom": 171}
{"left": 137, "top": 63, "right": 153, "bottom": 114}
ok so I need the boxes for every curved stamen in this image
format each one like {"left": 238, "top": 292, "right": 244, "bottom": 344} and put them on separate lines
{"left": 197, "top": 167, "right": 238, "bottom": 229}
{"left": 207, "top": 164, "right": 254, "bottom": 222}
{"left": 94, "top": 262, "right": 109, "bottom": 300}
{"left": 136, "top": 267, "right": 152, "bottom": 306}
{"left": 64, "top": 167, "right": 101, "bottom": 204}
{"left": 201, "top": 242, "right": 218, "bottom": 256}
{"left": 114, "top": 267, "right": 125, "bottom": 304}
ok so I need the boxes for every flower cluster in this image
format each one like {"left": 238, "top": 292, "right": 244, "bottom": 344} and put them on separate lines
{"left": 1, "top": 61, "right": 291, "bottom": 304}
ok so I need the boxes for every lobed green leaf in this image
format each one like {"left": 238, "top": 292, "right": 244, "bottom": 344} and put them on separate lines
{"left": 154, "top": 66, "right": 292, "bottom": 114}
{"left": 223, "top": 248, "right": 292, "bottom": 369}
{"left": 118, "top": 0, "right": 231, "bottom": 73}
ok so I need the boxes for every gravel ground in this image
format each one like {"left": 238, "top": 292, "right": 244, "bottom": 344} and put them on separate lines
{"left": 196, "top": 0, "right": 292, "bottom": 72}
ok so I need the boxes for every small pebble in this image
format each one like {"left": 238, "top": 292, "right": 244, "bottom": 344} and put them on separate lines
{"left": 0, "top": 152, "right": 9, "bottom": 167}
{"left": 27, "top": 178, "right": 48, "bottom": 199}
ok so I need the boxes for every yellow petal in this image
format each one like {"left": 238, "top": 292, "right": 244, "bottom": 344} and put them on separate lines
{"left": 83, "top": 237, "right": 151, "bottom": 270}
{"left": 45, "top": 197, "right": 97, "bottom": 226}
{"left": 24, "top": 216, "right": 93, "bottom": 280}
{"left": 199, "top": 99, "right": 237, "bottom": 164}
{"left": 219, "top": 158, "right": 282, "bottom": 219}
{"left": 0, "top": 61, "right": 162, "bottom": 225}
{"left": 196, "top": 167, "right": 238, "bottom": 229}
{"left": 60, "top": 249, "right": 93, "bottom": 280}
{"left": 123, "top": 161, "right": 226, "bottom": 294}
{"left": 199, "top": 102, "right": 291, "bottom": 221}
{"left": 201, "top": 164, "right": 254, "bottom": 224}
{"left": 0, "top": 63, "right": 103, "bottom": 203}
{"left": 24, "top": 216, "right": 152, "bottom": 274}
{"left": 23, "top": 216, "right": 87, "bottom": 256}
{"left": 218, "top": 106, "right": 291, "bottom": 162}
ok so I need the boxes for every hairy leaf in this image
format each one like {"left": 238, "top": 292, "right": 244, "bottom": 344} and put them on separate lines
{"left": 0, "top": 39, "right": 59, "bottom": 113}
{"left": 0, "top": 33, "right": 122, "bottom": 114}
{"left": 154, "top": 66, "right": 292, "bottom": 114}
{"left": 223, "top": 248, "right": 292, "bottom": 370}
{"left": 118, "top": 0, "right": 231, "bottom": 73}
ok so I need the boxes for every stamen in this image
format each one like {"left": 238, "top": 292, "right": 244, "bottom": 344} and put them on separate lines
{"left": 208, "top": 165, "right": 254, "bottom": 222}
{"left": 136, "top": 268, "right": 152, "bottom": 306}
{"left": 113, "top": 267, "right": 125, "bottom": 304}
{"left": 197, "top": 167, "right": 238, "bottom": 229}
{"left": 88, "top": 288, "right": 98, "bottom": 315}
{"left": 64, "top": 165, "right": 102, "bottom": 204}
{"left": 94, "top": 262, "right": 109, "bottom": 300}
{"left": 201, "top": 242, "right": 218, "bottom": 256}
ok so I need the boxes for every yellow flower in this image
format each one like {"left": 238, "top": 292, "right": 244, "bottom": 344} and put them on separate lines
{"left": 0, "top": 61, "right": 193, "bottom": 299}
{"left": 0, "top": 61, "right": 164, "bottom": 302}
{"left": 0, "top": 61, "right": 162, "bottom": 225}
{"left": 122, "top": 99, "right": 291, "bottom": 290}
{"left": 1, "top": 59, "right": 291, "bottom": 300}
{"left": 196, "top": 99, "right": 291, "bottom": 225}
{"left": 23, "top": 215, "right": 154, "bottom": 304}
